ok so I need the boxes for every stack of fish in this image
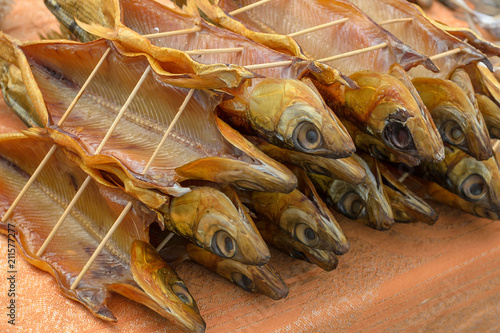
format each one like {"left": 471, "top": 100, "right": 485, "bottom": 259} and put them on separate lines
{"left": 0, "top": 0, "right": 499, "bottom": 331}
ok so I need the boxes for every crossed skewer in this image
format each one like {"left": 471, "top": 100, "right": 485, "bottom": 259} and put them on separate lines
{"left": 0, "top": 0, "right": 468, "bottom": 291}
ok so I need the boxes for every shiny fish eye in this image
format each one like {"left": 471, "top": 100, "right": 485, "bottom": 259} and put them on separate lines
{"left": 461, "top": 174, "right": 486, "bottom": 201}
{"left": 293, "top": 122, "right": 322, "bottom": 151}
{"left": 383, "top": 122, "right": 414, "bottom": 150}
{"left": 294, "top": 223, "right": 320, "bottom": 247}
{"left": 339, "top": 192, "right": 365, "bottom": 219}
{"left": 231, "top": 272, "right": 256, "bottom": 292}
{"left": 172, "top": 282, "right": 193, "bottom": 305}
{"left": 211, "top": 231, "right": 236, "bottom": 258}
{"left": 442, "top": 121, "right": 465, "bottom": 145}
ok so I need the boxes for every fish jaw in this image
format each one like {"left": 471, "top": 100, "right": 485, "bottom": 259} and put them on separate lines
{"left": 476, "top": 93, "right": 500, "bottom": 139}
{"left": 249, "top": 78, "right": 355, "bottom": 158}
{"left": 248, "top": 135, "right": 366, "bottom": 184}
{"left": 168, "top": 187, "right": 271, "bottom": 265}
{"left": 412, "top": 77, "right": 493, "bottom": 160}
{"left": 130, "top": 241, "right": 206, "bottom": 333}
{"left": 384, "top": 185, "right": 438, "bottom": 225}
{"left": 345, "top": 71, "right": 443, "bottom": 163}
{"left": 185, "top": 243, "right": 289, "bottom": 300}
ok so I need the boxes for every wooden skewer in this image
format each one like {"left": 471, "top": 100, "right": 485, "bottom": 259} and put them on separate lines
{"left": 37, "top": 66, "right": 152, "bottom": 258}
{"left": 142, "top": 27, "right": 201, "bottom": 39}
{"left": 288, "top": 18, "right": 349, "bottom": 38}
{"left": 493, "top": 140, "right": 500, "bottom": 151}
{"left": 71, "top": 88, "right": 195, "bottom": 290}
{"left": 229, "top": 0, "right": 273, "bottom": 15}
{"left": 379, "top": 18, "right": 414, "bottom": 26}
{"left": 317, "top": 42, "right": 388, "bottom": 63}
{"left": 244, "top": 60, "right": 293, "bottom": 70}
{"left": 429, "top": 47, "right": 464, "bottom": 61}
{"left": 185, "top": 47, "right": 244, "bottom": 55}
{"left": 1, "top": 48, "right": 111, "bottom": 224}
{"left": 156, "top": 233, "right": 174, "bottom": 252}
{"left": 398, "top": 172, "right": 410, "bottom": 183}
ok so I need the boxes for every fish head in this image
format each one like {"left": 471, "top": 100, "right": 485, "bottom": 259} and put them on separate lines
{"left": 413, "top": 78, "right": 492, "bottom": 160}
{"left": 347, "top": 72, "right": 443, "bottom": 162}
{"left": 384, "top": 185, "right": 438, "bottom": 224}
{"left": 322, "top": 155, "right": 394, "bottom": 230}
{"left": 185, "top": 243, "right": 288, "bottom": 299}
{"left": 130, "top": 241, "right": 205, "bottom": 333}
{"left": 446, "top": 147, "right": 500, "bottom": 210}
{"left": 169, "top": 187, "right": 270, "bottom": 265}
{"left": 249, "top": 78, "right": 355, "bottom": 158}
{"left": 279, "top": 235, "right": 339, "bottom": 272}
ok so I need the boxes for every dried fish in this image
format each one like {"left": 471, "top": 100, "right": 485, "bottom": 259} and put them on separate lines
{"left": 476, "top": 93, "right": 500, "bottom": 139}
{"left": 152, "top": 233, "right": 289, "bottom": 300}
{"left": 310, "top": 154, "right": 394, "bottom": 230}
{"left": 414, "top": 145, "right": 500, "bottom": 211}
{"left": 0, "top": 131, "right": 204, "bottom": 332}
{"left": 163, "top": 185, "right": 271, "bottom": 265}
{"left": 46, "top": 0, "right": 357, "bottom": 158}
{"left": 255, "top": 220, "right": 339, "bottom": 271}
{"left": 238, "top": 165, "right": 349, "bottom": 254}
{"left": 247, "top": 135, "right": 366, "bottom": 184}
{"left": 0, "top": 35, "right": 297, "bottom": 194}
{"left": 412, "top": 76, "right": 492, "bottom": 160}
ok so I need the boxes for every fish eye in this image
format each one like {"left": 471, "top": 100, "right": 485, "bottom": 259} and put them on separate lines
{"left": 231, "top": 272, "right": 256, "bottom": 292}
{"left": 293, "top": 122, "right": 322, "bottom": 151}
{"left": 442, "top": 121, "right": 465, "bottom": 145}
{"left": 293, "top": 223, "right": 320, "bottom": 247}
{"left": 461, "top": 174, "right": 486, "bottom": 201}
{"left": 211, "top": 231, "right": 236, "bottom": 258}
{"left": 383, "top": 121, "right": 414, "bottom": 150}
{"left": 339, "top": 192, "right": 365, "bottom": 219}
{"left": 172, "top": 282, "right": 193, "bottom": 305}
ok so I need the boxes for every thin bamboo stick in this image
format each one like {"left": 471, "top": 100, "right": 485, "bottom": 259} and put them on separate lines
{"left": 156, "top": 233, "right": 174, "bottom": 252}
{"left": 429, "top": 47, "right": 464, "bottom": 61}
{"left": 244, "top": 60, "right": 293, "bottom": 70}
{"left": 317, "top": 42, "right": 388, "bottom": 63}
{"left": 229, "top": 0, "right": 273, "bottom": 15}
{"left": 185, "top": 47, "right": 244, "bottom": 55}
{"left": 379, "top": 18, "right": 414, "bottom": 26}
{"left": 288, "top": 18, "right": 349, "bottom": 38}
{"left": 143, "top": 27, "right": 201, "bottom": 39}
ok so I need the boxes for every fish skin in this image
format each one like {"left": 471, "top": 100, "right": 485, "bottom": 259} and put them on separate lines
{"left": 130, "top": 241, "right": 206, "bottom": 333}
{"left": 255, "top": 220, "right": 339, "bottom": 271}
{"left": 414, "top": 145, "right": 500, "bottom": 211}
{"left": 165, "top": 186, "right": 271, "bottom": 266}
{"left": 412, "top": 77, "right": 493, "bottom": 160}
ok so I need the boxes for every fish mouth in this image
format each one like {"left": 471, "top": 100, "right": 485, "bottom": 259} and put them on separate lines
{"left": 246, "top": 266, "right": 289, "bottom": 300}
{"left": 366, "top": 191, "right": 395, "bottom": 230}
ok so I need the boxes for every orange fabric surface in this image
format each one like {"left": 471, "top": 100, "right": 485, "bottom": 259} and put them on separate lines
{"left": 1, "top": 1, "right": 500, "bottom": 332}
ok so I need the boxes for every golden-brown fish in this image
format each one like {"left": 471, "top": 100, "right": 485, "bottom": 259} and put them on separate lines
{"left": 0, "top": 35, "right": 297, "bottom": 194}
{"left": 247, "top": 136, "right": 366, "bottom": 185}
{"left": 412, "top": 77, "right": 492, "bottom": 160}
{"left": 414, "top": 145, "right": 500, "bottom": 211}
{"left": 309, "top": 154, "right": 394, "bottom": 230}
{"left": 361, "top": 154, "right": 438, "bottom": 224}
{"left": 238, "top": 166, "right": 349, "bottom": 254}
{"left": 164, "top": 186, "right": 271, "bottom": 265}
{"left": 476, "top": 93, "right": 500, "bottom": 139}
{"left": 255, "top": 220, "right": 339, "bottom": 271}
{"left": 46, "top": 0, "right": 357, "bottom": 158}
{"left": 0, "top": 131, "right": 204, "bottom": 332}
